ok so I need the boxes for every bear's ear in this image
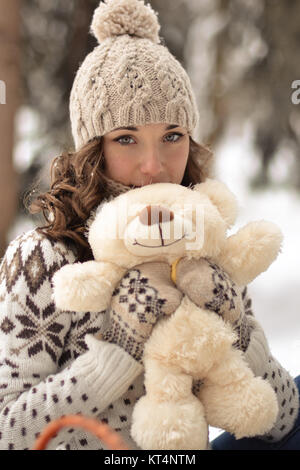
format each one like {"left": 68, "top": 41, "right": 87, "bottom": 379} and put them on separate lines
{"left": 193, "top": 179, "right": 238, "bottom": 228}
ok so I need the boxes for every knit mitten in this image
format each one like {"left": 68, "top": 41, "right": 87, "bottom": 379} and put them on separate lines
{"left": 175, "top": 257, "right": 244, "bottom": 327}
{"left": 101, "top": 261, "right": 183, "bottom": 364}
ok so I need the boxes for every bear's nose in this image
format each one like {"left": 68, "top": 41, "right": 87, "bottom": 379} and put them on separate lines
{"left": 139, "top": 205, "right": 174, "bottom": 226}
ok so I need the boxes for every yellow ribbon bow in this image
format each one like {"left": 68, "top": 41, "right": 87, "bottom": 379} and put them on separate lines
{"left": 170, "top": 257, "right": 182, "bottom": 285}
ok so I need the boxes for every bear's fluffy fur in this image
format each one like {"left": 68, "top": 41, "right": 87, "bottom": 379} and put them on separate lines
{"left": 53, "top": 179, "right": 282, "bottom": 449}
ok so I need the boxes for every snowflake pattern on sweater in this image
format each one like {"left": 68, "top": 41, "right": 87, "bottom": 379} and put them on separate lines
{"left": 0, "top": 229, "right": 143, "bottom": 450}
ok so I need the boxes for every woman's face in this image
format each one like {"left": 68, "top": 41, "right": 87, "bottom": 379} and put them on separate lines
{"left": 102, "top": 123, "right": 190, "bottom": 187}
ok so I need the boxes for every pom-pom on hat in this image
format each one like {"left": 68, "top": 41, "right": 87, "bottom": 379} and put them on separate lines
{"left": 90, "top": 0, "right": 160, "bottom": 43}
{"left": 69, "top": 0, "right": 199, "bottom": 150}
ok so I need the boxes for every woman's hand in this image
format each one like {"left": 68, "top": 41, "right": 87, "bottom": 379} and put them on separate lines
{"left": 100, "top": 261, "right": 183, "bottom": 364}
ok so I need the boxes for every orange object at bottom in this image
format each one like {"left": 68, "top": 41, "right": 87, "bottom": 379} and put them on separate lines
{"left": 32, "top": 414, "right": 130, "bottom": 450}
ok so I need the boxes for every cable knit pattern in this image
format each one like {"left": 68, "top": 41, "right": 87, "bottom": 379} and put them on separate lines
{"left": 69, "top": 0, "right": 199, "bottom": 150}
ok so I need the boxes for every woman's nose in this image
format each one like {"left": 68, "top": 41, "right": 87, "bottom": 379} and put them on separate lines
{"left": 139, "top": 205, "right": 174, "bottom": 226}
{"left": 139, "top": 152, "right": 163, "bottom": 176}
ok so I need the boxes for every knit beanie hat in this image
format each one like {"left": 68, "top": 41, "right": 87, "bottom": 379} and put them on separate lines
{"left": 69, "top": 0, "right": 199, "bottom": 151}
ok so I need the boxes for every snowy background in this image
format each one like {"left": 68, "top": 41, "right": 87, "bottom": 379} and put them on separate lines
{"left": 215, "top": 120, "right": 300, "bottom": 379}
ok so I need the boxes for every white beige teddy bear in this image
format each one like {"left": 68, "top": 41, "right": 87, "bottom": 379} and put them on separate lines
{"left": 53, "top": 179, "right": 282, "bottom": 450}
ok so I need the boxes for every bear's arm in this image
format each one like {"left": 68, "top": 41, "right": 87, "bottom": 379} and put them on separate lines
{"left": 218, "top": 221, "right": 283, "bottom": 286}
{"left": 53, "top": 260, "right": 126, "bottom": 312}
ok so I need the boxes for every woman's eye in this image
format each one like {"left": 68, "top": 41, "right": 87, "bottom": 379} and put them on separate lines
{"left": 115, "top": 136, "right": 135, "bottom": 145}
{"left": 165, "top": 132, "right": 184, "bottom": 143}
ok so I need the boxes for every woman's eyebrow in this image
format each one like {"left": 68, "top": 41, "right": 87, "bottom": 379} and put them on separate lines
{"left": 112, "top": 124, "right": 180, "bottom": 132}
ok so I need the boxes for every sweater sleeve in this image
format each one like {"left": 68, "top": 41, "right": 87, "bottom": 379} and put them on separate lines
{"left": 0, "top": 230, "right": 143, "bottom": 450}
{"left": 239, "top": 287, "right": 299, "bottom": 443}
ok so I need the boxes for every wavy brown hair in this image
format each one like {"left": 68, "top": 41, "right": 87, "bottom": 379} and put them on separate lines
{"left": 25, "top": 136, "right": 214, "bottom": 262}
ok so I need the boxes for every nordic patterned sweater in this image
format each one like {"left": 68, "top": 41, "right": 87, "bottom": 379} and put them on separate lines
{"left": 0, "top": 228, "right": 298, "bottom": 450}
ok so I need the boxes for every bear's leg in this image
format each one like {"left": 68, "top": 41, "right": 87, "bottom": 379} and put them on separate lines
{"left": 143, "top": 296, "right": 236, "bottom": 378}
{"left": 131, "top": 296, "right": 238, "bottom": 450}
{"left": 131, "top": 358, "right": 208, "bottom": 450}
{"left": 198, "top": 347, "right": 279, "bottom": 439}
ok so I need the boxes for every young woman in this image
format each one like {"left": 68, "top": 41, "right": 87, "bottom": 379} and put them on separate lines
{"left": 0, "top": 0, "right": 298, "bottom": 450}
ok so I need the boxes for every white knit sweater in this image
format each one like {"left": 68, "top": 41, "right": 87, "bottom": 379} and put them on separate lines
{"left": 0, "top": 228, "right": 298, "bottom": 450}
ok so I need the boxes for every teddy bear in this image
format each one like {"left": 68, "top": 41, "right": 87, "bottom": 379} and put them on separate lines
{"left": 52, "top": 179, "right": 282, "bottom": 450}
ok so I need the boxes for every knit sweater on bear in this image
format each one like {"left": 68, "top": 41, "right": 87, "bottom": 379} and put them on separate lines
{"left": 0, "top": 228, "right": 298, "bottom": 450}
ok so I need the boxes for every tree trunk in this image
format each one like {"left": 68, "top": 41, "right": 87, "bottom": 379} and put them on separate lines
{"left": 0, "top": 0, "right": 21, "bottom": 257}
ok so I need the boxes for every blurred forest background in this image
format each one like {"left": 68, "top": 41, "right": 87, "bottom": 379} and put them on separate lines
{"left": 0, "top": 0, "right": 299, "bottom": 439}
{"left": 0, "top": 0, "right": 300, "bottom": 256}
